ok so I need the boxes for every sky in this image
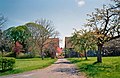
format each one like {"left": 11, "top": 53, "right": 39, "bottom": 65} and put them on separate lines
{"left": 0, "top": 0, "right": 112, "bottom": 47}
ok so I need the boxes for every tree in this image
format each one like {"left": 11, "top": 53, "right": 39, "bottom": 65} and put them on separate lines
{"left": 0, "top": 14, "right": 6, "bottom": 57}
{"left": 71, "top": 29, "right": 97, "bottom": 60}
{"left": 70, "top": 29, "right": 82, "bottom": 58}
{"left": 35, "top": 19, "right": 55, "bottom": 60}
{"left": 47, "top": 41, "right": 56, "bottom": 59}
{"left": 26, "top": 22, "right": 46, "bottom": 59}
{"left": 4, "top": 26, "right": 31, "bottom": 57}
{"left": 26, "top": 19, "right": 55, "bottom": 60}
{"left": 0, "top": 14, "right": 6, "bottom": 28}
{"left": 85, "top": 2, "right": 120, "bottom": 62}
{"left": 53, "top": 31, "right": 60, "bottom": 38}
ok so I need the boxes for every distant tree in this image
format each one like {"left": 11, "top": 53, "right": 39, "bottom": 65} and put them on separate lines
{"left": 47, "top": 41, "right": 56, "bottom": 59}
{"left": 53, "top": 31, "right": 60, "bottom": 38}
{"left": 103, "top": 38, "right": 120, "bottom": 56}
{"left": 25, "top": 22, "right": 40, "bottom": 53}
{"left": 4, "top": 26, "right": 31, "bottom": 57}
{"left": 26, "top": 19, "right": 55, "bottom": 60}
{"left": 71, "top": 29, "right": 97, "bottom": 60}
{"left": 85, "top": 2, "right": 120, "bottom": 62}
{"left": 35, "top": 19, "right": 56, "bottom": 60}
{"left": 26, "top": 22, "right": 46, "bottom": 59}
{"left": 70, "top": 29, "right": 82, "bottom": 58}
{"left": 0, "top": 14, "right": 6, "bottom": 57}
{"left": 0, "top": 14, "right": 6, "bottom": 28}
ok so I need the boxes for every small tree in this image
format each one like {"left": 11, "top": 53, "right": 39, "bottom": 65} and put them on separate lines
{"left": 71, "top": 29, "right": 97, "bottom": 60}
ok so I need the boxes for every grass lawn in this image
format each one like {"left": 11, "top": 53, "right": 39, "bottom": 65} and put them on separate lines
{"left": 0, "top": 58, "right": 57, "bottom": 76}
{"left": 68, "top": 57, "right": 120, "bottom": 78}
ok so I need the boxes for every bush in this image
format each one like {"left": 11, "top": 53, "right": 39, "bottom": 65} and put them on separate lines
{"left": 4, "top": 52, "right": 15, "bottom": 57}
{"left": 16, "top": 52, "right": 35, "bottom": 59}
{"left": 0, "top": 57, "right": 15, "bottom": 72}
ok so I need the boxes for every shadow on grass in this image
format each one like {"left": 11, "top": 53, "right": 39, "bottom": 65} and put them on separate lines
{"left": 79, "top": 62, "right": 112, "bottom": 77}
{"left": 54, "top": 61, "right": 71, "bottom": 64}
{"left": 69, "top": 58, "right": 91, "bottom": 64}
{"left": 0, "top": 69, "right": 22, "bottom": 76}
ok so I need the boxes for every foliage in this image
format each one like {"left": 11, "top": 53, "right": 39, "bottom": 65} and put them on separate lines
{"left": 68, "top": 57, "right": 120, "bottom": 78}
{"left": 4, "top": 26, "right": 31, "bottom": 57}
{"left": 26, "top": 19, "right": 56, "bottom": 60}
{"left": 4, "top": 52, "right": 15, "bottom": 57}
{"left": 71, "top": 29, "right": 97, "bottom": 59}
{"left": 84, "top": 1, "right": 120, "bottom": 62}
{"left": 85, "top": 4, "right": 120, "bottom": 45}
{"left": 4, "top": 26, "right": 30, "bottom": 44}
{"left": 35, "top": 19, "right": 55, "bottom": 59}
{"left": 2, "top": 18, "right": 58, "bottom": 59}
{"left": 0, "top": 57, "right": 15, "bottom": 72}
{"left": 16, "top": 52, "right": 35, "bottom": 59}
{"left": 0, "top": 58, "right": 56, "bottom": 76}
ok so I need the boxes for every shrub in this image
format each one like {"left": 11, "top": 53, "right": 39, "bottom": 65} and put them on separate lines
{"left": 0, "top": 57, "right": 15, "bottom": 72}
{"left": 16, "top": 52, "right": 35, "bottom": 59}
{"left": 4, "top": 52, "right": 15, "bottom": 57}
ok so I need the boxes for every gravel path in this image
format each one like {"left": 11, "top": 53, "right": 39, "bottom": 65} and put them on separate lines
{"left": 0, "top": 59, "right": 86, "bottom": 78}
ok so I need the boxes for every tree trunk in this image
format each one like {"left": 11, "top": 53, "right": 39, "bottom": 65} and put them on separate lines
{"left": 22, "top": 42, "right": 28, "bottom": 53}
{"left": 41, "top": 55, "right": 44, "bottom": 60}
{"left": 84, "top": 50, "right": 87, "bottom": 60}
{"left": 97, "top": 44, "right": 103, "bottom": 63}
{"left": 41, "top": 51, "right": 44, "bottom": 60}
{"left": 77, "top": 53, "right": 80, "bottom": 58}
{"left": 40, "top": 47, "right": 44, "bottom": 60}
{"left": 51, "top": 51, "right": 55, "bottom": 59}
{"left": 1, "top": 49, "right": 3, "bottom": 57}
{"left": 14, "top": 41, "right": 17, "bottom": 58}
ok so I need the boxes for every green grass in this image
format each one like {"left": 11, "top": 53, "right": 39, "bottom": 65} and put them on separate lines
{"left": 68, "top": 57, "right": 120, "bottom": 78}
{"left": 0, "top": 58, "right": 57, "bottom": 76}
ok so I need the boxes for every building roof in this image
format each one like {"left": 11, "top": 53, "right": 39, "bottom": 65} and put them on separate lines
{"left": 44, "top": 38, "right": 59, "bottom": 49}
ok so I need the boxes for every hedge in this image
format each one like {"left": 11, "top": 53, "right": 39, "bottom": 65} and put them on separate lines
{"left": 0, "top": 57, "right": 15, "bottom": 72}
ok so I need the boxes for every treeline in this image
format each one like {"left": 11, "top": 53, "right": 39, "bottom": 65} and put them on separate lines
{"left": 0, "top": 17, "right": 59, "bottom": 59}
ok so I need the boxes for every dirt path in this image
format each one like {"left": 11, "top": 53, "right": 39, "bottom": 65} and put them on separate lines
{"left": 0, "top": 59, "right": 86, "bottom": 78}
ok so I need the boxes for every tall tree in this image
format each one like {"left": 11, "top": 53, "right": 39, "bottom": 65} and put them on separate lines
{"left": 4, "top": 26, "right": 31, "bottom": 57}
{"left": 85, "top": 2, "right": 120, "bottom": 62}
{"left": 35, "top": 19, "right": 55, "bottom": 60}
{"left": 26, "top": 19, "right": 55, "bottom": 60}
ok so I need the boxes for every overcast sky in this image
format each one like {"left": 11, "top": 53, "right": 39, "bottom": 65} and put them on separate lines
{"left": 0, "top": 0, "right": 112, "bottom": 47}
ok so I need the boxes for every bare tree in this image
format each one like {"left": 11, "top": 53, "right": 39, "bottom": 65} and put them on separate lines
{"left": 53, "top": 31, "right": 60, "bottom": 38}
{"left": 85, "top": 2, "right": 120, "bottom": 62}
{"left": 26, "top": 22, "right": 44, "bottom": 57}
{"left": 35, "top": 19, "right": 55, "bottom": 60}
{"left": 26, "top": 19, "right": 55, "bottom": 60}
{"left": 0, "top": 14, "right": 6, "bottom": 57}
{"left": 0, "top": 14, "right": 6, "bottom": 28}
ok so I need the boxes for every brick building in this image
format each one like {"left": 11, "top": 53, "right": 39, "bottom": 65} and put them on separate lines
{"left": 64, "top": 37, "right": 78, "bottom": 57}
{"left": 65, "top": 37, "right": 73, "bottom": 49}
